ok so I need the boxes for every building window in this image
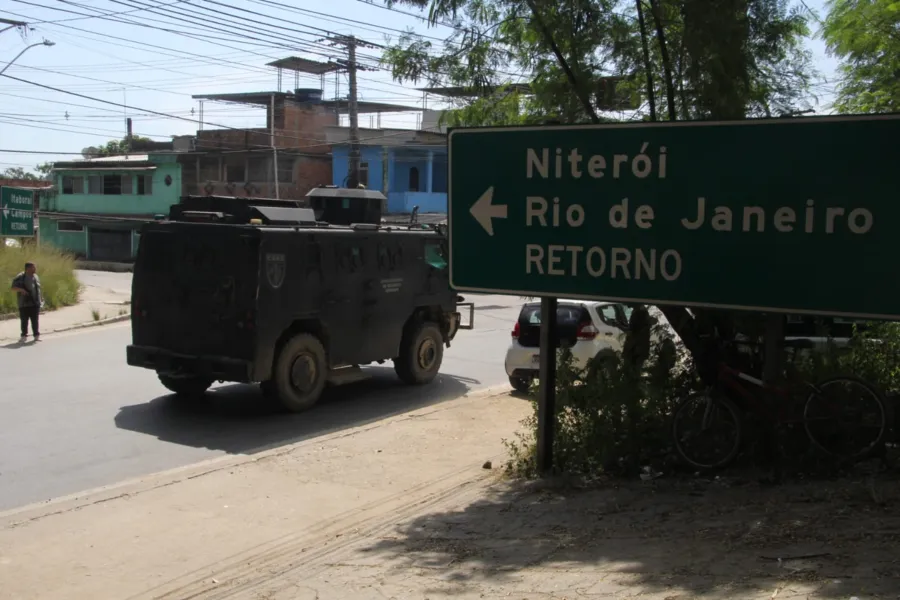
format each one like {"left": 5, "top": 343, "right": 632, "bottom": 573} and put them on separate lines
{"left": 277, "top": 157, "right": 294, "bottom": 183}
{"left": 121, "top": 175, "right": 133, "bottom": 195}
{"left": 57, "top": 221, "right": 84, "bottom": 232}
{"left": 88, "top": 175, "right": 102, "bottom": 194}
{"left": 62, "top": 176, "right": 84, "bottom": 194}
{"left": 408, "top": 167, "right": 419, "bottom": 192}
{"left": 103, "top": 174, "right": 123, "bottom": 195}
{"left": 225, "top": 157, "right": 246, "bottom": 182}
{"left": 199, "top": 157, "right": 220, "bottom": 181}
{"left": 248, "top": 156, "right": 269, "bottom": 182}
{"left": 137, "top": 175, "right": 153, "bottom": 195}
{"left": 358, "top": 162, "right": 369, "bottom": 187}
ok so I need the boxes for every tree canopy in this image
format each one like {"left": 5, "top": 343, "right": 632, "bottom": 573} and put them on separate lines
{"left": 1, "top": 164, "right": 52, "bottom": 182}
{"left": 81, "top": 136, "right": 153, "bottom": 159}
{"left": 822, "top": 0, "right": 900, "bottom": 113}
{"left": 381, "top": 0, "right": 815, "bottom": 127}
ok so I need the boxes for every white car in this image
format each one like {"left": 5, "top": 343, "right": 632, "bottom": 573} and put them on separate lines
{"left": 504, "top": 299, "right": 633, "bottom": 393}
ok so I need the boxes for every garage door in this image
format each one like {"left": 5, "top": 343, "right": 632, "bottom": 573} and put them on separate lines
{"left": 88, "top": 228, "right": 132, "bottom": 262}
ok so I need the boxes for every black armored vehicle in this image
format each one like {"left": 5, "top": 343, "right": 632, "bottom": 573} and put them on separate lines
{"left": 126, "top": 191, "right": 472, "bottom": 412}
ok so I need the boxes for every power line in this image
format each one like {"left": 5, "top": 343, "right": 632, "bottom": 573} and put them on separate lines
{"left": 0, "top": 116, "right": 166, "bottom": 139}
{"left": 20, "top": 3, "right": 428, "bottom": 96}
{"left": 30, "top": 0, "right": 190, "bottom": 24}
{"left": 0, "top": 149, "right": 88, "bottom": 154}
{"left": 1, "top": 72, "right": 433, "bottom": 150}
{"left": 3, "top": 7, "right": 277, "bottom": 75}
{"left": 0, "top": 72, "right": 323, "bottom": 147}
{"left": 246, "top": 0, "right": 450, "bottom": 44}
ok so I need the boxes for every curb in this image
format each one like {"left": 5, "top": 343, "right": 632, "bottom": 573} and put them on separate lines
{"left": 0, "top": 313, "right": 130, "bottom": 343}
{"left": 50, "top": 313, "right": 131, "bottom": 334}
{"left": 1, "top": 304, "right": 130, "bottom": 322}
{"left": 0, "top": 384, "right": 512, "bottom": 526}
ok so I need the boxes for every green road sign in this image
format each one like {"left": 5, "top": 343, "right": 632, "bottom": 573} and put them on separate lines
{"left": 449, "top": 115, "right": 900, "bottom": 320}
{"left": 0, "top": 186, "right": 35, "bottom": 237}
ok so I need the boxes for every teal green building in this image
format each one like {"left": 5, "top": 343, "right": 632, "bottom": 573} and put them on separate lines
{"left": 40, "top": 153, "right": 182, "bottom": 261}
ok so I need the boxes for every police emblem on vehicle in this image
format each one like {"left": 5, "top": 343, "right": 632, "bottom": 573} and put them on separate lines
{"left": 265, "top": 253, "right": 286, "bottom": 289}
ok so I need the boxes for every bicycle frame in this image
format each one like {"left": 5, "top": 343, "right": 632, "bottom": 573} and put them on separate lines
{"left": 714, "top": 362, "right": 817, "bottom": 425}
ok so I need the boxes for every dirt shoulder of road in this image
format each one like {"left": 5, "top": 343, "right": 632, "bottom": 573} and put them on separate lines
{"left": 1, "top": 390, "right": 897, "bottom": 600}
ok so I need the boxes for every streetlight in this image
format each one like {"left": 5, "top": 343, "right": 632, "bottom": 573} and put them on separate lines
{"left": 0, "top": 39, "right": 55, "bottom": 77}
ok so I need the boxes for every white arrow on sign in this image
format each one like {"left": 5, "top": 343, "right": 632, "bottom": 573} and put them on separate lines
{"left": 469, "top": 186, "right": 507, "bottom": 236}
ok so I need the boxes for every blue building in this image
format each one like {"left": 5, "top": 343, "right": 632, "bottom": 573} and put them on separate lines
{"left": 326, "top": 126, "right": 447, "bottom": 214}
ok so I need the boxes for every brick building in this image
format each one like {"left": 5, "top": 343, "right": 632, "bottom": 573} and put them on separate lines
{"left": 180, "top": 57, "right": 424, "bottom": 202}
{"left": 179, "top": 89, "right": 333, "bottom": 201}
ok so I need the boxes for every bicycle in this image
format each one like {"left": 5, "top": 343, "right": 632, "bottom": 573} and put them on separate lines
{"left": 671, "top": 338, "right": 891, "bottom": 471}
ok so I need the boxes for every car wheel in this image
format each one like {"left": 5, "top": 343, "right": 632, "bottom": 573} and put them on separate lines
{"left": 509, "top": 375, "right": 531, "bottom": 394}
{"left": 273, "top": 333, "right": 328, "bottom": 413}
{"left": 157, "top": 373, "right": 213, "bottom": 397}
{"left": 395, "top": 321, "right": 444, "bottom": 385}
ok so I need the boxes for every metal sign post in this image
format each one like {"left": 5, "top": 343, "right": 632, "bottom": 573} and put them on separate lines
{"left": 536, "top": 296, "right": 558, "bottom": 475}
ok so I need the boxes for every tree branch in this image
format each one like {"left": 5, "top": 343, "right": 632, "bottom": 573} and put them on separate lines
{"left": 523, "top": 0, "right": 600, "bottom": 124}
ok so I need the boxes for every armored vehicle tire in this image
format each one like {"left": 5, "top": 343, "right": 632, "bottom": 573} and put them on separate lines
{"left": 395, "top": 321, "right": 444, "bottom": 385}
{"left": 259, "top": 380, "right": 277, "bottom": 398}
{"left": 274, "top": 333, "right": 327, "bottom": 413}
{"left": 157, "top": 373, "right": 213, "bottom": 397}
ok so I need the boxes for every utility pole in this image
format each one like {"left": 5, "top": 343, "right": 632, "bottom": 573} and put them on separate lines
{"left": 346, "top": 36, "right": 361, "bottom": 189}
{"left": 327, "top": 35, "right": 381, "bottom": 189}
{"left": 126, "top": 117, "right": 133, "bottom": 154}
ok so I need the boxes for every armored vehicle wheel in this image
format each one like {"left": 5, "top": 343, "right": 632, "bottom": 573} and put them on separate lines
{"left": 274, "top": 333, "right": 327, "bottom": 412}
{"left": 157, "top": 373, "right": 213, "bottom": 397}
{"left": 395, "top": 321, "right": 444, "bottom": 385}
{"left": 259, "top": 380, "right": 277, "bottom": 398}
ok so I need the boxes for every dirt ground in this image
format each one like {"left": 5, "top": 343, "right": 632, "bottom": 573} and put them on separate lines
{"left": 212, "top": 472, "right": 898, "bottom": 600}
{"left": 339, "top": 474, "right": 900, "bottom": 600}
{"left": 1, "top": 391, "right": 897, "bottom": 599}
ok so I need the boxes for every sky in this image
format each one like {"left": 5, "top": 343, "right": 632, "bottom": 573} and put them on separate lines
{"left": 0, "top": 0, "right": 840, "bottom": 175}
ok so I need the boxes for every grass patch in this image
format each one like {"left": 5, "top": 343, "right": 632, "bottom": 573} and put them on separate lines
{"left": 0, "top": 242, "right": 81, "bottom": 315}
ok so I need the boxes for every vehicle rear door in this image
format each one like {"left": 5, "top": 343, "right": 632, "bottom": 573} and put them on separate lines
{"left": 516, "top": 302, "right": 591, "bottom": 350}
{"left": 132, "top": 225, "right": 260, "bottom": 359}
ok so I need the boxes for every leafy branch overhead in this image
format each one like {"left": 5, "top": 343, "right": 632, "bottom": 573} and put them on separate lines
{"left": 380, "top": 0, "right": 816, "bottom": 127}
{"left": 823, "top": 0, "right": 900, "bottom": 114}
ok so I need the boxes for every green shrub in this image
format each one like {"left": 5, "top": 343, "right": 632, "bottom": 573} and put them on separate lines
{"left": 0, "top": 242, "right": 81, "bottom": 315}
{"left": 794, "top": 322, "right": 900, "bottom": 395}
{"left": 503, "top": 311, "right": 900, "bottom": 480}
{"left": 504, "top": 310, "right": 703, "bottom": 479}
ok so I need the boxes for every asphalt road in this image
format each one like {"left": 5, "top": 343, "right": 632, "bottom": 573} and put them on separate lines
{"left": 0, "top": 292, "right": 523, "bottom": 512}
{"left": 75, "top": 269, "right": 133, "bottom": 299}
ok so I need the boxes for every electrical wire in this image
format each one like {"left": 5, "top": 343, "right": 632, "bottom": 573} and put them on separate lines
{"left": 1, "top": 73, "right": 438, "bottom": 151}
{"left": 25, "top": 3, "right": 431, "bottom": 96}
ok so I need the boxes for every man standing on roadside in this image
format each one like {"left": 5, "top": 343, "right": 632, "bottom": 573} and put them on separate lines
{"left": 10, "top": 262, "right": 42, "bottom": 343}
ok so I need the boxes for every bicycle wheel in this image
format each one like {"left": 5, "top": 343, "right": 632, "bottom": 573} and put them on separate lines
{"left": 672, "top": 393, "right": 743, "bottom": 471}
{"left": 804, "top": 376, "right": 889, "bottom": 460}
